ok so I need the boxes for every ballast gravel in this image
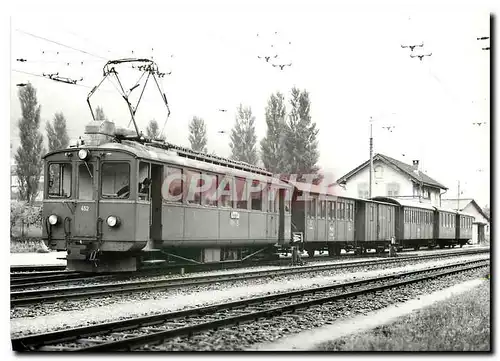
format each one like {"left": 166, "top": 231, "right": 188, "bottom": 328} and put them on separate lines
{"left": 10, "top": 253, "right": 488, "bottom": 338}
{"left": 138, "top": 267, "right": 488, "bottom": 351}
{"left": 11, "top": 254, "right": 487, "bottom": 321}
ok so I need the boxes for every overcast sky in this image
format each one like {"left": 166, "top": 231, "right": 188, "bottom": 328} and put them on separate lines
{"left": 8, "top": 2, "right": 492, "bottom": 207}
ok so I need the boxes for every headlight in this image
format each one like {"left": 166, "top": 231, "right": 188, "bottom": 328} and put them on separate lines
{"left": 48, "top": 214, "right": 59, "bottom": 225}
{"left": 78, "top": 149, "right": 90, "bottom": 160}
{"left": 106, "top": 215, "right": 120, "bottom": 227}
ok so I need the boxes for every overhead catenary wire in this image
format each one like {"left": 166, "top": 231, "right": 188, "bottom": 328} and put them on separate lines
{"left": 14, "top": 28, "right": 109, "bottom": 61}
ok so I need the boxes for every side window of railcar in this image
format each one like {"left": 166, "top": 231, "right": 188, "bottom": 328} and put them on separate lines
{"left": 268, "top": 185, "right": 275, "bottom": 213}
{"left": 48, "top": 163, "right": 72, "bottom": 198}
{"left": 184, "top": 169, "right": 201, "bottom": 205}
{"left": 78, "top": 163, "right": 94, "bottom": 200}
{"left": 138, "top": 162, "right": 151, "bottom": 200}
{"left": 250, "top": 180, "right": 263, "bottom": 211}
{"left": 101, "top": 163, "right": 130, "bottom": 199}
{"left": 235, "top": 177, "right": 248, "bottom": 209}
{"left": 163, "top": 166, "right": 183, "bottom": 202}
{"left": 309, "top": 197, "right": 317, "bottom": 218}
{"left": 218, "top": 176, "right": 233, "bottom": 208}
{"left": 318, "top": 200, "right": 325, "bottom": 219}
{"left": 201, "top": 173, "right": 217, "bottom": 207}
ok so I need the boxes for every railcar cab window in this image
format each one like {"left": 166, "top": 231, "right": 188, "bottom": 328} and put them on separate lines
{"left": 138, "top": 162, "right": 151, "bottom": 201}
{"left": 48, "top": 163, "right": 72, "bottom": 198}
{"left": 78, "top": 163, "right": 94, "bottom": 200}
{"left": 102, "top": 163, "right": 130, "bottom": 199}
{"left": 250, "top": 180, "right": 263, "bottom": 211}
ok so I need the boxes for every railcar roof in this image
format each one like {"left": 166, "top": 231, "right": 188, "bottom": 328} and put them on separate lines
{"left": 370, "top": 196, "right": 436, "bottom": 210}
{"left": 44, "top": 141, "right": 292, "bottom": 187}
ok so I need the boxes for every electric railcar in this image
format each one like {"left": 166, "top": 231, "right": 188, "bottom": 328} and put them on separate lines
{"left": 43, "top": 121, "right": 294, "bottom": 272}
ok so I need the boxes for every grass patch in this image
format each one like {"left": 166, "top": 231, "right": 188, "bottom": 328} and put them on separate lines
{"left": 10, "top": 238, "right": 50, "bottom": 253}
{"left": 317, "top": 280, "right": 491, "bottom": 351}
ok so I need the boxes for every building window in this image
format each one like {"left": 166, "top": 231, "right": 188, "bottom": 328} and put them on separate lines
{"left": 358, "top": 182, "right": 368, "bottom": 199}
{"left": 423, "top": 188, "right": 430, "bottom": 199}
{"left": 387, "top": 183, "right": 400, "bottom": 197}
{"left": 413, "top": 183, "right": 421, "bottom": 197}
{"left": 374, "top": 165, "right": 383, "bottom": 180}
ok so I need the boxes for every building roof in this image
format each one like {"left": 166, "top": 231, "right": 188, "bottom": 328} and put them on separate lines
{"left": 336, "top": 153, "right": 448, "bottom": 190}
{"left": 441, "top": 198, "right": 490, "bottom": 222}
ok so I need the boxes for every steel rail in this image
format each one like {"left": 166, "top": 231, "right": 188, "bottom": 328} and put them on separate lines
{"left": 10, "top": 249, "right": 489, "bottom": 307}
{"left": 11, "top": 258, "right": 489, "bottom": 351}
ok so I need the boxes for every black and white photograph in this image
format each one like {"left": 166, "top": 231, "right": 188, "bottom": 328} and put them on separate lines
{"left": 5, "top": 0, "right": 493, "bottom": 353}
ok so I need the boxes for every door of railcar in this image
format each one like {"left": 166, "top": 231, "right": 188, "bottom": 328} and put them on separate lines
{"left": 317, "top": 200, "right": 327, "bottom": 242}
{"left": 305, "top": 196, "right": 317, "bottom": 242}
{"left": 150, "top": 164, "right": 163, "bottom": 241}
{"left": 346, "top": 201, "right": 355, "bottom": 241}
{"left": 74, "top": 161, "right": 98, "bottom": 238}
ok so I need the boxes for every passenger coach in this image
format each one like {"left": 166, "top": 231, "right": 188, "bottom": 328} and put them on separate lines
{"left": 290, "top": 182, "right": 396, "bottom": 257}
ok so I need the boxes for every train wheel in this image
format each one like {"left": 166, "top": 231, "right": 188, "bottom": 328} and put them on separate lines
{"left": 460, "top": 243, "right": 463, "bottom": 248}
{"left": 414, "top": 245, "right": 420, "bottom": 251}
{"left": 307, "top": 249, "right": 315, "bottom": 258}
{"left": 328, "top": 246, "right": 335, "bottom": 257}
{"left": 439, "top": 243, "right": 445, "bottom": 249}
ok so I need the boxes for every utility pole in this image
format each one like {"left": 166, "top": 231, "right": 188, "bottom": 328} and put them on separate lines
{"left": 457, "top": 180, "right": 460, "bottom": 210}
{"left": 369, "top": 117, "right": 374, "bottom": 198}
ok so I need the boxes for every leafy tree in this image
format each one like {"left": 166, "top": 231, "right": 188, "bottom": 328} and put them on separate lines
{"left": 483, "top": 205, "right": 490, "bottom": 220}
{"left": 146, "top": 119, "right": 166, "bottom": 140}
{"left": 229, "top": 104, "right": 258, "bottom": 165}
{"left": 260, "top": 92, "right": 288, "bottom": 173}
{"left": 283, "top": 87, "right": 320, "bottom": 182}
{"left": 188, "top": 116, "right": 208, "bottom": 153}
{"left": 46, "top": 112, "right": 70, "bottom": 152}
{"left": 14, "top": 83, "right": 45, "bottom": 203}
{"left": 94, "top": 106, "right": 107, "bottom": 121}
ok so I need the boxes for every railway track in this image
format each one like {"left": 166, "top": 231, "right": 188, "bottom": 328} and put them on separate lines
{"left": 10, "top": 248, "right": 489, "bottom": 307}
{"left": 10, "top": 271, "right": 109, "bottom": 287}
{"left": 10, "top": 265, "right": 66, "bottom": 273}
{"left": 11, "top": 258, "right": 489, "bottom": 351}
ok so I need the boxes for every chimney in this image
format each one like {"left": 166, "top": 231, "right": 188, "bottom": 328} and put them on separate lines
{"left": 412, "top": 160, "right": 419, "bottom": 170}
